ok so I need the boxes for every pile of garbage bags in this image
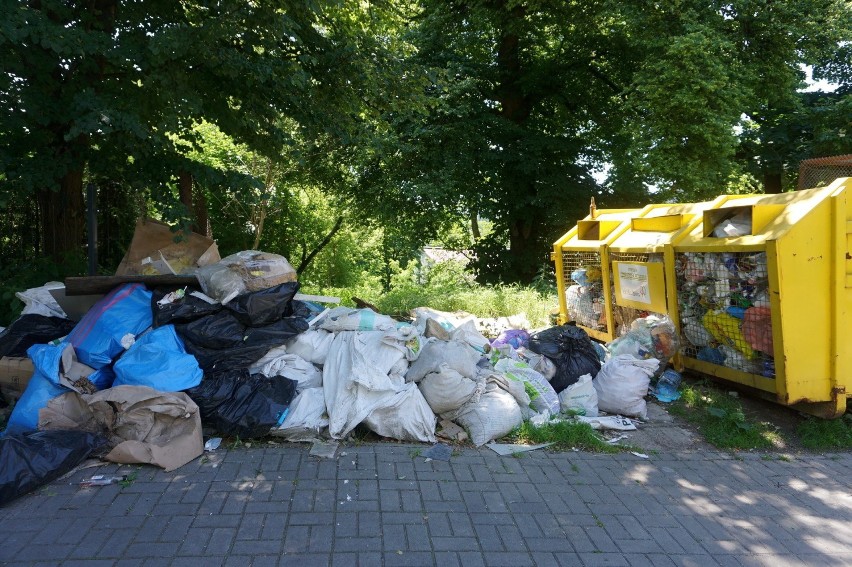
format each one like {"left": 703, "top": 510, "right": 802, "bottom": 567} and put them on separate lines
{"left": 0, "top": 247, "right": 686, "bottom": 505}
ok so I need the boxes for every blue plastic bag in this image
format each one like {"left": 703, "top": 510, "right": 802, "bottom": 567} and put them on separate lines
{"left": 113, "top": 325, "right": 202, "bottom": 391}
{"left": 67, "top": 283, "right": 153, "bottom": 369}
{"left": 88, "top": 365, "right": 116, "bottom": 390}
{"left": 4, "top": 344, "right": 70, "bottom": 434}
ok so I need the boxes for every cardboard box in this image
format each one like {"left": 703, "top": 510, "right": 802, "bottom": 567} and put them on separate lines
{"left": 115, "top": 218, "right": 219, "bottom": 276}
{"left": 0, "top": 356, "right": 34, "bottom": 400}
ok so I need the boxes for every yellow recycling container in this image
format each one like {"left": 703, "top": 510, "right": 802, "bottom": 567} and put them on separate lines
{"left": 606, "top": 197, "right": 740, "bottom": 337}
{"left": 672, "top": 177, "right": 852, "bottom": 418}
{"left": 552, "top": 205, "right": 649, "bottom": 342}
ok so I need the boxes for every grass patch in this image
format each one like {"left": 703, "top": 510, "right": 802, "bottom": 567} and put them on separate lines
{"left": 670, "top": 382, "right": 779, "bottom": 450}
{"left": 312, "top": 279, "right": 557, "bottom": 330}
{"left": 504, "top": 420, "right": 622, "bottom": 453}
{"left": 797, "top": 415, "right": 852, "bottom": 450}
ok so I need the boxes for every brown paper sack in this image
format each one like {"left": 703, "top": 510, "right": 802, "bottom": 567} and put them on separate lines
{"left": 39, "top": 385, "right": 203, "bottom": 472}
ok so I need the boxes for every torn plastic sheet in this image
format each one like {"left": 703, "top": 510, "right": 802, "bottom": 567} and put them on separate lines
{"left": 487, "top": 442, "right": 554, "bottom": 456}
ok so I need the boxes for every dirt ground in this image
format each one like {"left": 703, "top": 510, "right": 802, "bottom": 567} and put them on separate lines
{"left": 629, "top": 373, "right": 833, "bottom": 455}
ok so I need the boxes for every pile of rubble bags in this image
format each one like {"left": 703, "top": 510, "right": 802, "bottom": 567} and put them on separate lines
{"left": 0, "top": 250, "right": 680, "bottom": 505}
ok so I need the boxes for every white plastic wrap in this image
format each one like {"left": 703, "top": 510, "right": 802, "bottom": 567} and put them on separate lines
{"left": 195, "top": 250, "right": 297, "bottom": 304}
{"left": 271, "top": 388, "right": 329, "bottom": 441}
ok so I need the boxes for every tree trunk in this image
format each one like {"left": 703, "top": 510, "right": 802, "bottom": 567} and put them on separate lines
{"left": 764, "top": 170, "right": 783, "bottom": 194}
{"left": 179, "top": 170, "right": 211, "bottom": 236}
{"left": 38, "top": 170, "right": 86, "bottom": 264}
{"left": 495, "top": 3, "right": 541, "bottom": 282}
{"left": 471, "top": 211, "right": 481, "bottom": 240}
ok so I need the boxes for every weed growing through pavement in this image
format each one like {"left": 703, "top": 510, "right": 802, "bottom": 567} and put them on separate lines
{"left": 119, "top": 471, "right": 139, "bottom": 488}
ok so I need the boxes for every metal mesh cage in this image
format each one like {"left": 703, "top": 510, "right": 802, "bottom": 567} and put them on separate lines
{"left": 609, "top": 251, "right": 666, "bottom": 335}
{"left": 675, "top": 251, "right": 776, "bottom": 378}
{"left": 798, "top": 154, "right": 852, "bottom": 190}
{"left": 561, "top": 250, "right": 608, "bottom": 332}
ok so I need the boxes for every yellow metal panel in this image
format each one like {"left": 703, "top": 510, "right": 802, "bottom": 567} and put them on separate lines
{"left": 610, "top": 200, "right": 720, "bottom": 252}
{"left": 752, "top": 204, "right": 788, "bottom": 234}
{"left": 772, "top": 202, "right": 834, "bottom": 404}
{"left": 577, "top": 220, "right": 622, "bottom": 240}
{"left": 679, "top": 186, "right": 838, "bottom": 247}
{"left": 831, "top": 180, "right": 852, "bottom": 404}
{"left": 631, "top": 214, "right": 691, "bottom": 233}
{"left": 682, "top": 357, "right": 778, "bottom": 393}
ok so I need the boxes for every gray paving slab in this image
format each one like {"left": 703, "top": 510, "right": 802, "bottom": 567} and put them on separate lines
{"left": 1, "top": 443, "right": 851, "bottom": 567}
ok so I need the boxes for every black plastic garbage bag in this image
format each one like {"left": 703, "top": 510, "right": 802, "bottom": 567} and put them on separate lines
{"left": 180, "top": 342, "right": 271, "bottom": 373}
{"left": 151, "top": 289, "right": 222, "bottom": 328}
{"left": 288, "top": 300, "right": 313, "bottom": 320}
{"left": 178, "top": 315, "right": 308, "bottom": 373}
{"left": 176, "top": 311, "right": 246, "bottom": 350}
{"left": 226, "top": 282, "right": 300, "bottom": 327}
{"left": 0, "top": 430, "right": 108, "bottom": 506}
{"left": 528, "top": 325, "right": 602, "bottom": 393}
{"left": 186, "top": 369, "right": 297, "bottom": 438}
{"left": 0, "top": 315, "right": 77, "bottom": 358}
{"left": 243, "top": 317, "right": 310, "bottom": 348}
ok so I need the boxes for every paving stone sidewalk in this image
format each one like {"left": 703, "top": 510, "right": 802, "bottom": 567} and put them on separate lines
{"left": 2, "top": 442, "right": 851, "bottom": 567}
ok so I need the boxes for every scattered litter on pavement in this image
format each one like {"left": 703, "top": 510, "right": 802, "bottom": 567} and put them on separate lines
{"left": 309, "top": 440, "right": 340, "bottom": 459}
{"left": 422, "top": 443, "right": 452, "bottom": 462}
{"left": 631, "top": 451, "right": 650, "bottom": 459}
{"left": 606, "top": 434, "right": 630, "bottom": 445}
{"left": 204, "top": 437, "right": 222, "bottom": 452}
{"left": 576, "top": 415, "right": 637, "bottom": 431}
{"left": 80, "top": 474, "right": 128, "bottom": 487}
{"left": 487, "top": 442, "right": 553, "bottom": 456}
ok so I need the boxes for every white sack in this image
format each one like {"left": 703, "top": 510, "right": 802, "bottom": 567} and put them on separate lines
{"left": 285, "top": 329, "right": 334, "bottom": 365}
{"left": 453, "top": 382, "right": 522, "bottom": 447}
{"left": 593, "top": 355, "right": 659, "bottom": 419}
{"left": 449, "top": 320, "right": 491, "bottom": 354}
{"left": 558, "top": 373, "right": 598, "bottom": 417}
{"left": 250, "top": 347, "right": 322, "bottom": 390}
{"left": 405, "top": 339, "right": 480, "bottom": 383}
{"left": 318, "top": 307, "right": 398, "bottom": 332}
{"left": 412, "top": 307, "right": 476, "bottom": 335}
{"left": 364, "top": 385, "right": 437, "bottom": 443}
{"left": 322, "top": 328, "right": 423, "bottom": 439}
{"left": 522, "top": 350, "right": 557, "bottom": 381}
{"left": 484, "top": 371, "right": 531, "bottom": 409}
{"left": 494, "top": 358, "right": 560, "bottom": 415}
{"left": 418, "top": 365, "right": 482, "bottom": 414}
{"left": 272, "top": 388, "right": 329, "bottom": 441}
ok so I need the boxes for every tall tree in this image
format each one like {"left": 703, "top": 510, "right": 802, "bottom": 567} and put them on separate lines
{"left": 0, "top": 1, "right": 372, "bottom": 263}
{"left": 373, "top": 0, "right": 850, "bottom": 282}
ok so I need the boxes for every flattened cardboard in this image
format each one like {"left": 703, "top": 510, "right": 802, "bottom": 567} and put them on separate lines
{"left": 0, "top": 356, "right": 34, "bottom": 399}
{"left": 39, "top": 385, "right": 203, "bottom": 472}
{"left": 115, "top": 218, "right": 219, "bottom": 276}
